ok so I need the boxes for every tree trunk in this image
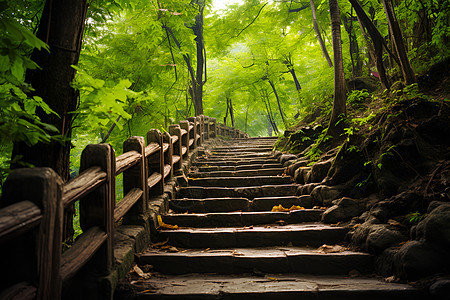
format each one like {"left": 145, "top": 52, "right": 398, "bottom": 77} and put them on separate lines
{"left": 310, "top": 0, "right": 333, "bottom": 67}
{"left": 288, "top": 68, "right": 302, "bottom": 90}
{"left": 192, "top": 1, "right": 206, "bottom": 116}
{"left": 382, "top": 0, "right": 417, "bottom": 85}
{"left": 228, "top": 98, "right": 235, "bottom": 128}
{"left": 11, "top": 0, "right": 88, "bottom": 246}
{"left": 350, "top": 0, "right": 393, "bottom": 90}
{"left": 268, "top": 79, "right": 286, "bottom": 127}
{"left": 342, "top": 11, "right": 363, "bottom": 78}
{"left": 12, "top": 0, "right": 88, "bottom": 181}
{"left": 327, "top": 0, "right": 346, "bottom": 136}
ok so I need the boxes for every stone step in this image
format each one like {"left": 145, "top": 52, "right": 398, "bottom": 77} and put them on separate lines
{"left": 118, "top": 274, "right": 424, "bottom": 300}
{"left": 177, "top": 184, "right": 299, "bottom": 199}
{"left": 138, "top": 246, "right": 374, "bottom": 275}
{"left": 188, "top": 168, "right": 285, "bottom": 178}
{"left": 196, "top": 164, "right": 283, "bottom": 172}
{"left": 163, "top": 210, "right": 323, "bottom": 227}
{"left": 169, "top": 196, "right": 311, "bottom": 213}
{"left": 206, "top": 152, "right": 274, "bottom": 158}
{"left": 210, "top": 147, "right": 274, "bottom": 152}
{"left": 193, "top": 159, "right": 280, "bottom": 166}
{"left": 188, "top": 176, "right": 292, "bottom": 187}
{"left": 159, "top": 223, "right": 349, "bottom": 248}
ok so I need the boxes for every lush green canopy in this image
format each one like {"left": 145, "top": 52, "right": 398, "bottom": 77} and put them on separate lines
{"left": 1, "top": 0, "right": 448, "bottom": 181}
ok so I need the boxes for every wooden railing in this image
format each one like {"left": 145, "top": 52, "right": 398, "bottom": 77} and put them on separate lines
{"left": 0, "top": 115, "right": 247, "bottom": 300}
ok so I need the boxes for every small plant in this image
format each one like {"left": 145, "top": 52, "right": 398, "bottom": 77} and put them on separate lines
{"left": 347, "top": 89, "right": 369, "bottom": 105}
{"left": 406, "top": 211, "right": 426, "bottom": 224}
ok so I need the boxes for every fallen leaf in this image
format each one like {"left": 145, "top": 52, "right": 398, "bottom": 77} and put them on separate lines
{"left": 289, "top": 205, "right": 305, "bottom": 211}
{"left": 157, "top": 215, "right": 179, "bottom": 230}
{"left": 140, "top": 289, "right": 157, "bottom": 293}
{"left": 231, "top": 250, "right": 244, "bottom": 256}
{"left": 133, "top": 265, "right": 151, "bottom": 279}
{"left": 267, "top": 277, "right": 278, "bottom": 281}
{"left": 385, "top": 275, "right": 397, "bottom": 283}
{"left": 271, "top": 204, "right": 289, "bottom": 212}
{"left": 388, "top": 219, "right": 401, "bottom": 227}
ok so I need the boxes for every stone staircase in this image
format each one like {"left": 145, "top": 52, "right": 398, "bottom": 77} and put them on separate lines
{"left": 122, "top": 137, "right": 424, "bottom": 299}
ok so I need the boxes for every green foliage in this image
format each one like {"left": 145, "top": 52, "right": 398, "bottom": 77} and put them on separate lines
{"left": 347, "top": 89, "right": 369, "bottom": 105}
{"left": 406, "top": 211, "right": 426, "bottom": 224}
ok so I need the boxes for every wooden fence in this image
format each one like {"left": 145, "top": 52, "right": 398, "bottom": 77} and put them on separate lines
{"left": 0, "top": 115, "right": 247, "bottom": 300}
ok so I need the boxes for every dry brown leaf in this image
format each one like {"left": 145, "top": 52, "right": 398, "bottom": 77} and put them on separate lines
{"left": 289, "top": 205, "right": 305, "bottom": 211}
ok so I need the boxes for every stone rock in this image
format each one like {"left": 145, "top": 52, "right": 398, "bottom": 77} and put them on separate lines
{"left": 415, "top": 203, "right": 450, "bottom": 249}
{"left": 294, "top": 167, "right": 311, "bottom": 184}
{"left": 279, "top": 154, "right": 297, "bottom": 164}
{"left": 429, "top": 279, "right": 450, "bottom": 300}
{"left": 310, "top": 159, "right": 333, "bottom": 183}
{"left": 287, "top": 160, "right": 308, "bottom": 177}
{"left": 369, "top": 206, "right": 391, "bottom": 223}
{"left": 350, "top": 217, "right": 381, "bottom": 251}
{"left": 365, "top": 224, "right": 407, "bottom": 254}
{"left": 310, "top": 185, "right": 341, "bottom": 207}
{"left": 394, "top": 241, "right": 447, "bottom": 281}
{"left": 298, "top": 195, "right": 314, "bottom": 209}
{"left": 296, "top": 183, "right": 320, "bottom": 196}
{"left": 273, "top": 151, "right": 282, "bottom": 158}
{"left": 428, "top": 201, "right": 446, "bottom": 213}
{"left": 321, "top": 197, "right": 363, "bottom": 224}
{"left": 375, "top": 247, "right": 398, "bottom": 277}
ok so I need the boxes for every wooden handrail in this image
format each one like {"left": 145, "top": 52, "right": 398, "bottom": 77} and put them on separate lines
{"left": 63, "top": 166, "right": 107, "bottom": 208}
{"left": 0, "top": 115, "right": 246, "bottom": 299}
{"left": 0, "top": 201, "right": 41, "bottom": 243}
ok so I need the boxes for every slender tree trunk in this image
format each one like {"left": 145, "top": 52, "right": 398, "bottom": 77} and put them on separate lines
{"left": 288, "top": 68, "right": 302, "bottom": 90}
{"left": 12, "top": 0, "right": 87, "bottom": 181}
{"left": 327, "top": 0, "right": 346, "bottom": 136}
{"left": 382, "top": 0, "right": 417, "bottom": 85}
{"left": 228, "top": 98, "right": 235, "bottom": 128}
{"left": 192, "top": 1, "right": 206, "bottom": 115}
{"left": 342, "top": 11, "right": 363, "bottom": 78}
{"left": 350, "top": 0, "right": 393, "bottom": 89}
{"left": 245, "top": 104, "right": 249, "bottom": 133}
{"left": 268, "top": 79, "right": 286, "bottom": 127}
{"left": 310, "top": 0, "right": 333, "bottom": 67}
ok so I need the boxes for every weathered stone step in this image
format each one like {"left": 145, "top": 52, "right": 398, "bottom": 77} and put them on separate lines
{"left": 196, "top": 163, "right": 283, "bottom": 172}
{"left": 206, "top": 152, "right": 274, "bottom": 158}
{"left": 119, "top": 274, "right": 424, "bottom": 300}
{"left": 188, "top": 168, "right": 285, "bottom": 178}
{"left": 159, "top": 223, "right": 349, "bottom": 248}
{"left": 210, "top": 147, "right": 274, "bottom": 152}
{"left": 138, "top": 246, "right": 373, "bottom": 275}
{"left": 193, "top": 159, "right": 280, "bottom": 166}
{"left": 163, "top": 210, "right": 322, "bottom": 227}
{"left": 169, "top": 196, "right": 311, "bottom": 213}
{"left": 177, "top": 184, "right": 299, "bottom": 199}
{"left": 187, "top": 176, "right": 292, "bottom": 187}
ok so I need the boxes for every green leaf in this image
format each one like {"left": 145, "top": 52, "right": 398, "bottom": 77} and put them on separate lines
{"left": 0, "top": 55, "right": 10, "bottom": 72}
{"left": 11, "top": 57, "right": 24, "bottom": 80}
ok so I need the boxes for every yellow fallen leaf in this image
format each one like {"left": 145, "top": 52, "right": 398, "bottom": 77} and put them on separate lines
{"left": 289, "top": 205, "right": 305, "bottom": 211}
{"left": 157, "top": 215, "right": 179, "bottom": 230}
{"left": 271, "top": 204, "right": 289, "bottom": 212}
{"left": 267, "top": 277, "right": 278, "bottom": 281}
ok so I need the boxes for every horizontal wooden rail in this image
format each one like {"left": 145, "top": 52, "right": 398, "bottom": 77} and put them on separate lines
{"left": 116, "top": 150, "right": 141, "bottom": 175}
{"left": 60, "top": 226, "right": 107, "bottom": 282}
{"left": 114, "top": 188, "right": 143, "bottom": 223}
{"left": 145, "top": 143, "right": 160, "bottom": 157}
{"left": 0, "top": 201, "right": 42, "bottom": 243}
{"left": 148, "top": 172, "right": 162, "bottom": 189}
{"left": 63, "top": 166, "right": 107, "bottom": 208}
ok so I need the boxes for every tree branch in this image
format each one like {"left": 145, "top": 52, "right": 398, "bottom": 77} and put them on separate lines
{"left": 234, "top": 3, "right": 268, "bottom": 38}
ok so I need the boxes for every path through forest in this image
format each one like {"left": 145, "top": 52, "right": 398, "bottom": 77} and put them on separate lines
{"left": 116, "top": 137, "right": 424, "bottom": 299}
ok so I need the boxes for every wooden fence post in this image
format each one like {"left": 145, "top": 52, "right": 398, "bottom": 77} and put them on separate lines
{"left": 147, "top": 129, "right": 164, "bottom": 196}
{"left": 187, "top": 117, "right": 198, "bottom": 149}
{"left": 204, "top": 116, "right": 210, "bottom": 140}
{"left": 1, "top": 168, "right": 63, "bottom": 300}
{"left": 169, "top": 125, "right": 182, "bottom": 172}
{"left": 210, "top": 118, "right": 217, "bottom": 138}
{"left": 79, "top": 144, "right": 115, "bottom": 274}
{"left": 179, "top": 120, "right": 190, "bottom": 158}
{"left": 122, "top": 136, "right": 148, "bottom": 224}
{"left": 162, "top": 131, "right": 173, "bottom": 180}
